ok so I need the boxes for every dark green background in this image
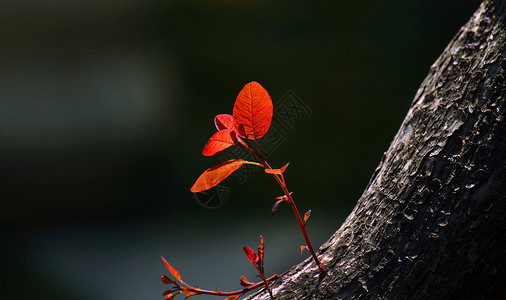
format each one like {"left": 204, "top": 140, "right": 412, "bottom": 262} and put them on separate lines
{"left": 1, "top": 0, "right": 480, "bottom": 299}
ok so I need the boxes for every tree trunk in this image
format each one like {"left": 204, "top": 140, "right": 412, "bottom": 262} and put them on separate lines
{"left": 249, "top": 0, "right": 506, "bottom": 298}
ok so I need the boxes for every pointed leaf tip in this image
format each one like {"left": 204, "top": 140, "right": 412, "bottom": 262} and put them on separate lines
{"left": 300, "top": 245, "right": 309, "bottom": 255}
{"left": 191, "top": 159, "right": 246, "bottom": 193}
{"left": 233, "top": 82, "right": 273, "bottom": 139}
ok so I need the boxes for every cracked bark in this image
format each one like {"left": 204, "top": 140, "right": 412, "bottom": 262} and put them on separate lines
{"left": 249, "top": 0, "right": 506, "bottom": 299}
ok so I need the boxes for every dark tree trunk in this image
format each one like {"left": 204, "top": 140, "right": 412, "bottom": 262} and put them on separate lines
{"left": 250, "top": 0, "right": 506, "bottom": 299}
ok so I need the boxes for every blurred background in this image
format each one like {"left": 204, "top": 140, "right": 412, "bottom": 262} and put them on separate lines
{"left": 1, "top": 0, "right": 480, "bottom": 299}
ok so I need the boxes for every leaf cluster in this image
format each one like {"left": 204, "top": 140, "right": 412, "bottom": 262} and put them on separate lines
{"left": 161, "top": 82, "right": 325, "bottom": 300}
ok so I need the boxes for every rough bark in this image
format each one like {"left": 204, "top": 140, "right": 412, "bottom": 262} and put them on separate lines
{"left": 249, "top": 0, "right": 506, "bottom": 299}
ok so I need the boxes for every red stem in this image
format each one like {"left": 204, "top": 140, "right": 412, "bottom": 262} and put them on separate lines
{"left": 261, "top": 159, "right": 327, "bottom": 275}
{"left": 186, "top": 274, "right": 279, "bottom": 296}
{"left": 242, "top": 138, "right": 326, "bottom": 274}
{"left": 253, "top": 265, "right": 274, "bottom": 299}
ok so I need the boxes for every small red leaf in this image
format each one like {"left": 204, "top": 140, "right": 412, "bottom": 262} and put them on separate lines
{"left": 161, "top": 275, "right": 174, "bottom": 284}
{"left": 240, "top": 275, "right": 255, "bottom": 287}
{"left": 233, "top": 81, "right": 273, "bottom": 139}
{"left": 300, "top": 245, "right": 309, "bottom": 255}
{"left": 237, "top": 124, "right": 246, "bottom": 138}
{"left": 243, "top": 246, "right": 257, "bottom": 264}
{"left": 265, "top": 168, "right": 282, "bottom": 175}
{"left": 163, "top": 289, "right": 175, "bottom": 295}
{"left": 161, "top": 256, "right": 182, "bottom": 282}
{"left": 202, "top": 129, "right": 237, "bottom": 156}
{"left": 275, "top": 191, "right": 292, "bottom": 200}
{"left": 224, "top": 296, "right": 240, "bottom": 300}
{"left": 191, "top": 159, "right": 246, "bottom": 193}
{"left": 271, "top": 199, "right": 284, "bottom": 215}
{"left": 165, "top": 293, "right": 176, "bottom": 300}
{"left": 303, "top": 210, "right": 311, "bottom": 225}
{"left": 214, "top": 114, "right": 235, "bottom": 131}
{"left": 265, "top": 163, "right": 289, "bottom": 175}
{"left": 258, "top": 235, "right": 264, "bottom": 262}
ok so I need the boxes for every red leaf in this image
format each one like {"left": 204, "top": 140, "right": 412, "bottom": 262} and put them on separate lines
{"left": 191, "top": 159, "right": 246, "bottom": 193}
{"left": 161, "top": 275, "right": 174, "bottom": 284}
{"left": 271, "top": 199, "right": 284, "bottom": 216}
{"left": 258, "top": 235, "right": 264, "bottom": 262}
{"left": 237, "top": 123, "right": 246, "bottom": 138}
{"left": 161, "top": 256, "right": 182, "bottom": 282}
{"left": 233, "top": 81, "right": 273, "bottom": 139}
{"left": 303, "top": 209, "right": 311, "bottom": 225}
{"left": 265, "top": 163, "right": 290, "bottom": 175}
{"left": 165, "top": 293, "right": 175, "bottom": 300}
{"left": 243, "top": 246, "right": 257, "bottom": 264}
{"left": 300, "top": 245, "right": 309, "bottom": 255}
{"left": 224, "top": 296, "right": 240, "bottom": 300}
{"left": 265, "top": 168, "right": 282, "bottom": 175}
{"left": 214, "top": 114, "right": 236, "bottom": 131}
{"left": 240, "top": 275, "right": 254, "bottom": 287}
{"left": 202, "top": 129, "right": 237, "bottom": 156}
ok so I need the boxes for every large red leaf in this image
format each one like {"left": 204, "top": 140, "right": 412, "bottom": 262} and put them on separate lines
{"left": 233, "top": 81, "right": 273, "bottom": 139}
{"left": 190, "top": 159, "right": 246, "bottom": 193}
{"left": 214, "top": 114, "right": 235, "bottom": 131}
{"left": 202, "top": 129, "right": 237, "bottom": 156}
